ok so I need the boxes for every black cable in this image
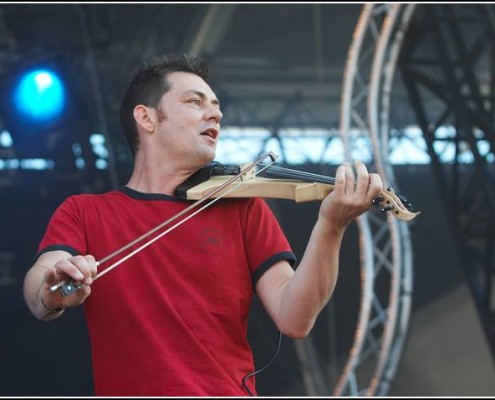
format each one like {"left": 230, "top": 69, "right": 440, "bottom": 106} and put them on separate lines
{"left": 242, "top": 330, "right": 283, "bottom": 396}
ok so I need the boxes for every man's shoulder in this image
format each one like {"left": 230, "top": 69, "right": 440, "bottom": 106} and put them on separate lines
{"left": 64, "top": 189, "right": 124, "bottom": 207}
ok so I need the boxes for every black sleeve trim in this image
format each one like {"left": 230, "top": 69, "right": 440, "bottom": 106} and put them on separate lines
{"left": 252, "top": 251, "right": 297, "bottom": 287}
{"left": 34, "top": 245, "right": 80, "bottom": 262}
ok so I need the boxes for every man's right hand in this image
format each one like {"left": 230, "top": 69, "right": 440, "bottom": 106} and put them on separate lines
{"left": 40, "top": 254, "right": 98, "bottom": 310}
{"left": 24, "top": 251, "right": 98, "bottom": 320}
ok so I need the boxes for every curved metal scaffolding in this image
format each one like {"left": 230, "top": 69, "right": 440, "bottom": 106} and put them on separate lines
{"left": 333, "top": 4, "right": 416, "bottom": 396}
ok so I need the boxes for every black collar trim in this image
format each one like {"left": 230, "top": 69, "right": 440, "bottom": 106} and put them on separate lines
{"left": 119, "top": 186, "right": 183, "bottom": 202}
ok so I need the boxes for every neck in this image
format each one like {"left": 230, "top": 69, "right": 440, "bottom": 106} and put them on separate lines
{"left": 126, "top": 153, "right": 199, "bottom": 196}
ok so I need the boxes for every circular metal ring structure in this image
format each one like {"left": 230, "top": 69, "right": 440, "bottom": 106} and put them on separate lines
{"left": 332, "top": 4, "right": 417, "bottom": 396}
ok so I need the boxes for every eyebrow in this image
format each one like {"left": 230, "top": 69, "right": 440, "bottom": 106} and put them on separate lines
{"left": 184, "top": 90, "right": 220, "bottom": 107}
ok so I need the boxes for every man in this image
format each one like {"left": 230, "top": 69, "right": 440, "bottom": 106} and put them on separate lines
{"left": 23, "top": 54, "right": 383, "bottom": 396}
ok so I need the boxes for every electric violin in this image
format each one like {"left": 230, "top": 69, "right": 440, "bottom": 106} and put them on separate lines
{"left": 49, "top": 151, "right": 420, "bottom": 296}
{"left": 175, "top": 155, "right": 420, "bottom": 221}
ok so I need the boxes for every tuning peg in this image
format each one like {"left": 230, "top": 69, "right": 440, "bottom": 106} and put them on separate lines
{"left": 372, "top": 195, "right": 384, "bottom": 205}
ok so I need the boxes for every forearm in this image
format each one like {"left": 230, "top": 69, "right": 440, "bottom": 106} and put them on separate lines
{"left": 259, "top": 161, "right": 383, "bottom": 338}
{"left": 277, "top": 218, "right": 345, "bottom": 337}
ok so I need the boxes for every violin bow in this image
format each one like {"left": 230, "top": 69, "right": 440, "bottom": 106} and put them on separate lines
{"left": 50, "top": 153, "right": 419, "bottom": 295}
{"left": 49, "top": 151, "right": 279, "bottom": 296}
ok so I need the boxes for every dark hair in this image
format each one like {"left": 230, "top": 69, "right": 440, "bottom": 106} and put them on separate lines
{"left": 120, "top": 53, "right": 209, "bottom": 157}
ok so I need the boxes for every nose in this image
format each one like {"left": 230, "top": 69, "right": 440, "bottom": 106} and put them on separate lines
{"left": 206, "top": 103, "right": 223, "bottom": 123}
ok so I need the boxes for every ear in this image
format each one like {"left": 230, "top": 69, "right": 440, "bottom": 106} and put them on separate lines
{"left": 133, "top": 105, "right": 156, "bottom": 133}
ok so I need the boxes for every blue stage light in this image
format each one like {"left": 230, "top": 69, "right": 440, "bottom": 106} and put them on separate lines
{"left": 13, "top": 69, "right": 66, "bottom": 122}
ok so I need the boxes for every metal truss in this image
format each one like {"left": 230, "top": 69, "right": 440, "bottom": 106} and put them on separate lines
{"left": 332, "top": 4, "right": 416, "bottom": 396}
{"left": 397, "top": 4, "right": 495, "bottom": 360}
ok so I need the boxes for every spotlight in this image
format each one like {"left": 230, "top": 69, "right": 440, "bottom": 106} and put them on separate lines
{"left": 13, "top": 69, "right": 66, "bottom": 122}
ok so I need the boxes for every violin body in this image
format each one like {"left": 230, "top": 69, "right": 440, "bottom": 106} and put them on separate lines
{"left": 181, "top": 161, "right": 421, "bottom": 221}
{"left": 185, "top": 175, "right": 333, "bottom": 203}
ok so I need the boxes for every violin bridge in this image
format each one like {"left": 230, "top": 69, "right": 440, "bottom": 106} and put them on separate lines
{"left": 239, "top": 163, "right": 256, "bottom": 181}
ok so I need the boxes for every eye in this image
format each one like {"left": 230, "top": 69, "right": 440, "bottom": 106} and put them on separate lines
{"left": 189, "top": 98, "right": 201, "bottom": 105}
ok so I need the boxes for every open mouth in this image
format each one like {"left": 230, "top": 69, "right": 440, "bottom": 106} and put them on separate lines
{"left": 200, "top": 128, "right": 218, "bottom": 140}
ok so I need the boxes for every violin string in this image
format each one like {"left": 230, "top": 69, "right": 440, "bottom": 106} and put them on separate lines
{"left": 262, "top": 166, "right": 418, "bottom": 218}
{"left": 261, "top": 165, "right": 337, "bottom": 185}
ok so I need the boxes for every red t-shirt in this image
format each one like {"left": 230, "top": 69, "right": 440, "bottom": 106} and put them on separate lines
{"left": 37, "top": 187, "right": 296, "bottom": 396}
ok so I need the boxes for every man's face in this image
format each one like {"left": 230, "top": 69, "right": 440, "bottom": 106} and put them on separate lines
{"left": 153, "top": 71, "right": 223, "bottom": 168}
